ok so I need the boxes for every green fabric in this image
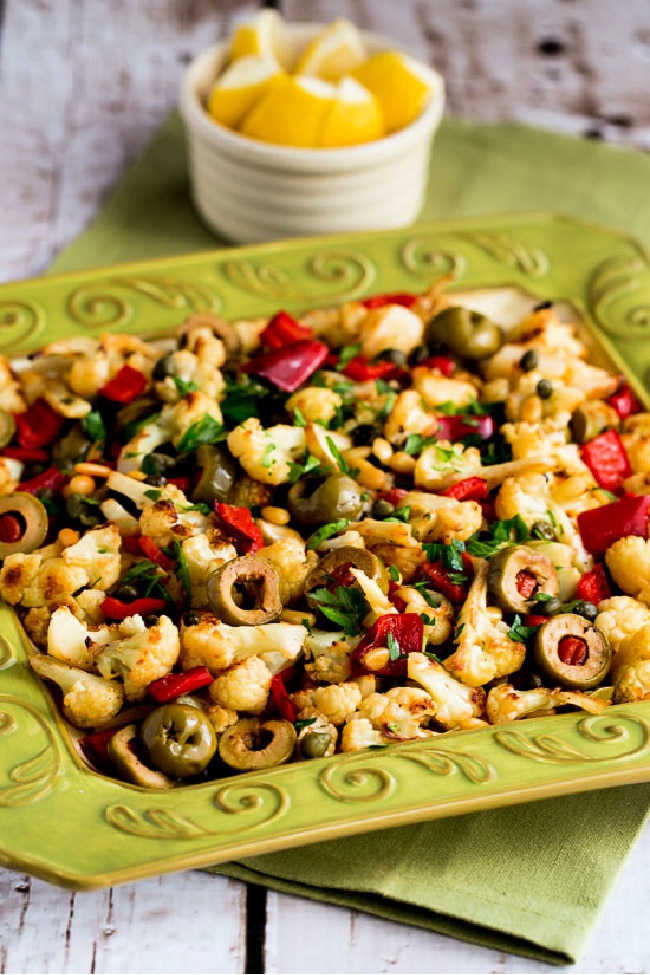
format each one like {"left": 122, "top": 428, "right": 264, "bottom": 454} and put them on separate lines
{"left": 49, "top": 111, "right": 650, "bottom": 965}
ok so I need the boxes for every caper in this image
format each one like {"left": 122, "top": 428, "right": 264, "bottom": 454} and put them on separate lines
{"left": 65, "top": 492, "right": 103, "bottom": 528}
{"left": 352, "top": 424, "right": 376, "bottom": 446}
{"left": 536, "top": 378, "right": 554, "bottom": 400}
{"left": 143, "top": 474, "right": 167, "bottom": 487}
{"left": 114, "top": 583, "right": 140, "bottom": 602}
{"left": 372, "top": 498, "right": 395, "bottom": 519}
{"left": 531, "top": 519, "right": 556, "bottom": 541}
{"left": 534, "top": 595, "right": 563, "bottom": 616}
{"left": 519, "top": 348, "right": 538, "bottom": 372}
{"left": 571, "top": 600, "right": 599, "bottom": 622}
{"left": 533, "top": 300, "right": 553, "bottom": 311}
{"left": 183, "top": 611, "right": 201, "bottom": 627}
{"left": 426, "top": 306, "right": 504, "bottom": 360}
{"left": 152, "top": 352, "right": 176, "bottom": 381}
{"left": 377, "top": 348, "right": 407, "bottom": 366}
{"left": 570, "top": 400, "right": 620, "bottom": 444}
{"left": 299, "top": 731, "right": 332, "bottom": 759}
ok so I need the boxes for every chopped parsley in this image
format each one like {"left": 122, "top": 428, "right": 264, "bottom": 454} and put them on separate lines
{"left": 175, "top": 414, "right": 225, "bottom": 453}
{"left": 387, "top": 632, "right": 400, "bottom": 660}
{"left": 404, "top": 433, "right": 438, "bottom": 456}
{"left": 466, "top": 515, "right": 531, "bottom": 558}
{"left": 307, "top": 519, "right": 351, "bottom": 551}
{"left": 82, "top": 410, "right": 106, "bottom": 443}
{"left": 120, "top": 560, "right": 173, "bottom": 603}
{"left": 288, "top": 453, "right": 325, "bottom": 484}
{"left": 423, "top": 539, "right": 466, "bottom": 572}
{"left": 308, "top": 586, "right": 368, "bottom": 636}
{"left": 173, "top": 376, "right": 199, "bottom": 396}
{"left": 336, "top": 343, "right": 361, "bottom": 370}
{"left": 508, "top": 614, "right": 540, "bottom": 642}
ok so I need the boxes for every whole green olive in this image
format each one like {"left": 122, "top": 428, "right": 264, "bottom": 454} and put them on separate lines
{"left": 192, "top": 443, "right": 237, "bottom": 504}
{"left": 287, "top": 473, "right": 364, "bottom": 527}
{"left": 140, "top": 703, "right": 217, "bottom": 778}
{"left": 426, "top": 306, "right": 504, "bottom": 360}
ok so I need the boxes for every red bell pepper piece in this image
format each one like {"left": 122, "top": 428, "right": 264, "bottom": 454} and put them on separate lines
{"left": 260, "top": 310, "right": 312, "bottom": 350}
{"left": 78, "top": 727, "right": 120, "bottom": 770}
{"left": 243, "top": 339, "right": 329, "bottom": 393}
{"left": 577, "top": 494, "right": 650, "bottom": 560}
{"left": 581, "top": 429, "right": 631, "bottom": 493}
{"left": 608, "top": 383, "right": 641, "bottom": 420}
{"left": 17, "top": 465, "right": 67, "bottom": 495}
{"left": 99, "top": 364, "right": 148, "bottom": 404}
{"left": 138, "top": 535, "right": 176, "bottom": 571}
{"left": 350, "top": 613, "right": 424, "bottom": 677}
{"left": 420, "top": 554, "right": 473, "bottom": 604}
{"left": 377, "top": 488, "right": 409, "bottom": 507}
{"left": 360, "top": 292, "right": 418, "bottom": 310}
{"left": 440, "top": 476, "right": 489, "bottom": 502}
{"left": 1, "top": 445, "right": 49, "bottom": 463}
{"left": 148, "top": 666, "right": 214, "bottom": 703}
{"left": 523, "top": 615, "right": 547, "bottom": 629}
{"left": 215, "top": 502, "right": 265, "bottom": 554}
{"left": 418, "top": 355, "right": 456, "bottom": 376}
{"left": 388, "top": 580, "right": 408, "bottom": 612}
{"left": 269, "top": 673, "right": 297, "bottom": 723}
{"left": 434, "top": 413, "right": 495, "bottom": 443}
{"left": 120, "top": 534, "right": 142, "bottom": 556}
{"left": 341, "top": 355, "right": 402, "bottom": 382}
{"left": 14, "top": 398, "right": 64, "bottom": 449}
{"left": 101, "top": 595, "right": 167, "bottom": 621}
{"left": 166, "top": 476, "right": 191, "bottom": 493}
{"left": 576, "top": 563, "right": 612, "bottom": 605}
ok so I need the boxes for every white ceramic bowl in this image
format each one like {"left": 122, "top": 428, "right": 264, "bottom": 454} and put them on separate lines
{"left": 180, "top": 24, "right": 445, "bottom": 244}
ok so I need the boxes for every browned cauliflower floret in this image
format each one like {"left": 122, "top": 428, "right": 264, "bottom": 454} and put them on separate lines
{"left": 303, "top": 682, "right": 363, "bottom": 726}
{"left": 256, "top": 529, "right": 312, "bottom": 606}
{"left": 611, "top": 624, "right": 650, "bottom": 703}
{"left": 227, "top": 418, "right": 305, "bottom": 485}
{"left": 486, "top": 683, "right": 609, "bottom": 724}
{"left": 46, "top": 605, "right": 112, "bottom": 669}
{"left": 595, "top": 596, "right": 650, "bottom": 654}
{"left": 358, "top": 304, "right": 424, "bottom": 359}
{"left": 29, "top": 654, "right": 124, "bottom": 729}
{"left": 180, "top": 615, "right": 306, "bottom": 674}
{"left": 354, "top": 686, "right": 437, "bottom": 740}
{"left": 407, "top": 654, "right": 486, "bottom": 728}
{"left": 209, "top": 655, "right": 273, "bottom": 713}
{"left": 443, "top": 558, "right": 526, "bottom": 687}
{"left": 95, "top": 614, "right": 180, "bottom": 701}
{"left": 303, "top": 630, "right": 352, "bottom": 684}
{"left": 605, "top": 536, "right": 650, "bottom": 603}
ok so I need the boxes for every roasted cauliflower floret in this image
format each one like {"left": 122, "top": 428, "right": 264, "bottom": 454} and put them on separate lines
{"left": 443, "top": 558, "right": 527, "bottom": 687}
{"left": 412, "top": 368, "right": 478, "bottom": 409}
{"left": 303, "top": 630, "right": 352, "bottom": 684}
{"left": 611, "top": 624, "right": 650, "bottom": 702}
{"left": 306, "top": 681, "right": 363, "bottom": 726}
{"left": 227, "top": 418, "right": 306, "bottom": 485}
{"left": 61, "top": 525, "right": 122, "bottom": 592}
{"left": 392, "top": 586, "right": 454, "bottom": 646}
{"left": 170, "top": 391, "right": 223, "bottom": 449}
{"left": 180, "top": 533, "right": 238, "bottom": 608}
{"left": 605, "top": 536, "right": 650, "bottom": 603}
{"left": 405, "top": 490, "right": 483, "bottom": 545}
{"left": 407, "top": 654, "right": 486, "bottom": 728}
{"left": 339, "top": 717, "right": 385, "bottom": 751}
{"left": 46, "top": 605, "right": 112, "bottom": 669}
{"left": 486, "top": 683, "right": 609, "bottom": 724}
{"left": 355, "top": 685, "right": 437, "bottom": 740}
{"left": 180, "top": 615, "right": 306, "bottom": 674}
{"left": 138, "top": 483, "right": 210, "bottom": 548}
{"left": 256, "top": 530, "right": 311, "bottom": 606}
{"left": 95, "top": 614, "right": 180, "bottom": 701}
{"left": 596, "top": 596, "right": 650, "bottom": 654}
{"left": 286, "top": 386, "right": 342, "bottom": 424}
{"left": 29, "top": 654, "right": 124, "bottom": 729}
{"left": 0, "top": 354, "right": 26, "bottom": 412}
{"left": 383, "top": 389, "right": 435, "bottom": 445}
{"left": 358, "top": 304, "right": 424, "bottom": 359}
{"left": 209, "top": 655, "right": 272, "bottom": 714}
{"left": 415, "top": 441, "right": 482, "bottom": 491}
{"left": 501, "top": 420, "right": 590, "bottom": 476}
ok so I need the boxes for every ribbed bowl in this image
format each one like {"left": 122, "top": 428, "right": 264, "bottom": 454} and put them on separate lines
{"left": 180, "top": 24, "right": 445, "bottom": 244}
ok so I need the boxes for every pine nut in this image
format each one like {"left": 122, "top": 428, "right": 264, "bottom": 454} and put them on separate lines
{"left": 261, "top": 505, "right": 290, "bottom": 526}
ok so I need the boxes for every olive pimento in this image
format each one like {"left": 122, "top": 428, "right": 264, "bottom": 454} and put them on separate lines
{"left": 0, "top": 493, "right": 49, "bottom": 559}
{"left": 487, "top": 545, "right": 559, "bottom": 614}
{"left": 533, "top": 614, "right": 612, "bottom": 690}
{"left": 207, "top": 555, "right": 282, "bottom": 626}
{"left": 218, "top": 717, "right": 296, "bottom": 771}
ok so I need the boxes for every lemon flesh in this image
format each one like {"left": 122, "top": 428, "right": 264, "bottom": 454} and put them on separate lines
{"left": 319, "top": 78, "right": 384, "bottom": 148}
{"left": 207, "top": 56, "right": 284, "bottom": 129}
{"left": 295, "top": 18, "right": 367, "bottom": 82}
{"left": 239, "top": 75, "right": 336, "bottom": 148}
{"left": 351, "top": 50, "right": 434, "bottom": 134}
{"left": 228, "top": 8, "right": 285, "bottom": 65}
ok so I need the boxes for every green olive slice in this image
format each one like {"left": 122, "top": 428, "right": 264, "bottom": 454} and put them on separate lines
{"left": 140, "top": 703, "right": 217, "bottom": 778}
{"left": 534, "top": 614, "right": 612, "bottom": 690}
{"left": 218, "top": 717, "right": 296, "bottom": 771}
{"left": 305, "top": 545, "right": 389, "bottom": 600}
{"left": 106, "top": 724, "right": 174, "bottom": 789}
{"left": 570, "top": 400, "right": 620, "bottom": 444}
{"left": 287, "top": 473, "right": 364, "bottom": 527}
{"left": 426, "top": 306, "right": 504, "bottom": 360}
{"left": 0, "top": 493, "right": 49, "bottom": 560}
{"left": 487, "top": 544, "right": 559, "bottom": 613}
{"left": 207, "top": 555, "right": 282, "bottom": 626}
{"left": 0, "top": 409, "right": 16, "bottom": 449}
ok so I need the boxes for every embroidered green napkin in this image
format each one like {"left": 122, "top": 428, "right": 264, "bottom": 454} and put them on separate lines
{"left": 49, "top": 112, "right": 650, "bottom": 965}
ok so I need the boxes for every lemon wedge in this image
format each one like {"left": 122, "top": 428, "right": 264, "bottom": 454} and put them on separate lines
{"left": 206, "top": 56, "right": 284, "bottom": 130}
{"left": 295, "top": 18, "right": 367, "bottom": 82}
{"left": 319, "top": 77, "right": 384, "bottom": 147}
{"left": 239, "top": 75, "right": 336, "bottom": 148}
{"left": 228, "top": 8, "right": 284, "bottom": 64}
{"left": 351, "top": 51, "right": 433, "bottom": 133}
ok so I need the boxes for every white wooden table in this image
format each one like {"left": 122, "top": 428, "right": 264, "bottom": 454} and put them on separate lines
{"left": 1, "top": 1, "right": 650, "bottom": 971}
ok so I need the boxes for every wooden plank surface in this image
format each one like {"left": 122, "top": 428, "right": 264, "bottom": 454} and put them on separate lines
{"left": 1, "top": 1, "right": 650, "bottom": 972}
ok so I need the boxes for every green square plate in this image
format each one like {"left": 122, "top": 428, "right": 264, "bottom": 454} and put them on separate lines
{"left": 2, "top": 212, "right": 650, "bottom": 890}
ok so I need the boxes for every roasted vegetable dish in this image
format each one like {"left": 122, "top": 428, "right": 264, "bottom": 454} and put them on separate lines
{"left": 1, "top": 283, "right": 650, "bottom": 788}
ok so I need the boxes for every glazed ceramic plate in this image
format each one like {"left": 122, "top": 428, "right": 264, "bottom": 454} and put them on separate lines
{"left": 2, "top": 213, "right": 650, "bottom": 891}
